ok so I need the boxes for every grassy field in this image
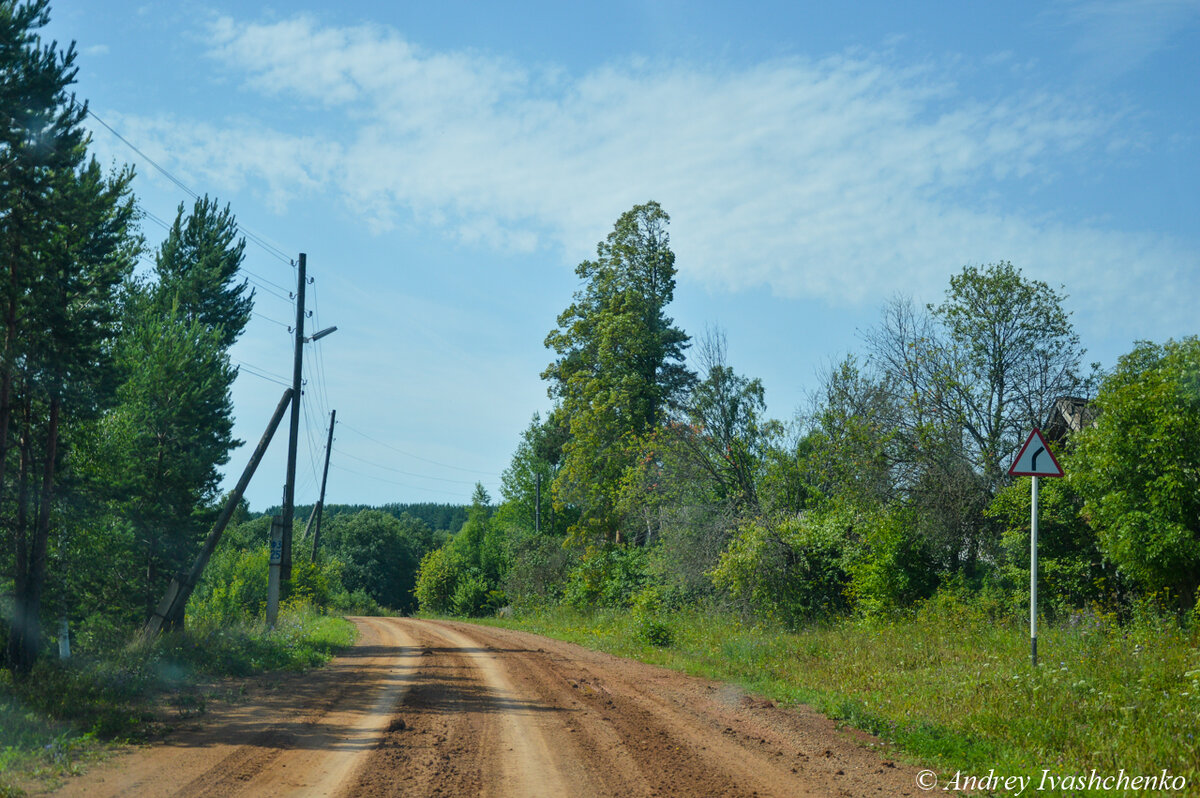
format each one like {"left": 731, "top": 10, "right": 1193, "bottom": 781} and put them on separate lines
{"left": 0, "top": 606, "right": 356, "bottom": 797}
{"left": 482, "top": 596, "right": 1200, "bottom": 796}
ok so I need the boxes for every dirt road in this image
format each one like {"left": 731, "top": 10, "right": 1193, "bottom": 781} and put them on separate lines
{"left": 51, "top": 617, "right": 922, "bottom": 797}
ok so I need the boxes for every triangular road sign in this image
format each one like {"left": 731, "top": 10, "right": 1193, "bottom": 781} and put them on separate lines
{"left": 1008, "top": 428, "right": 1064, "bottom": 477}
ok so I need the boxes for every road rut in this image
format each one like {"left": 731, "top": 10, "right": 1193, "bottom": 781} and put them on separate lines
{"left": 50, "top": 617, "right": 922, "bottom": 797}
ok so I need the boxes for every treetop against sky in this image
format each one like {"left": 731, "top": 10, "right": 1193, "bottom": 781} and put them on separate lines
{"left": 41, "top": 0, "right": 1200, "bottom": 508}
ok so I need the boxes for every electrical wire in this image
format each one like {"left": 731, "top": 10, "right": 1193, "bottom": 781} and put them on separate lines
{"left": 235, "top": 361, "right": 291, "bottom": 388}
{"left": 332, "top": 446, "right": 481, "bottom": 485}
{"left": 85, "top": 105, "right": 295, "bottom": 266}
{"left": 329, "top": 463, "right": 476, "bottom": 499}
{"left": 252, "top": 312, "right": 291, "bottom": 329}
{"left": 338, "top": 422, "right": 501, "bottom": 476}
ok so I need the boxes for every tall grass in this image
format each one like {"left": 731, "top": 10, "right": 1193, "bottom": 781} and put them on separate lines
{"left": 484, "top": 596, "right": 1200, "bottom": 795}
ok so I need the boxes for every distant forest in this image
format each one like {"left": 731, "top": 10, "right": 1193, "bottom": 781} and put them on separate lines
{"left": 258, "top": 503, "right": 471, "bottom": 535}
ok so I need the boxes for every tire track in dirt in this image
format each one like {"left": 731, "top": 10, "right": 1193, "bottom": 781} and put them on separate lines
{"left": 51, "top": 616, "right": 421, "bottom": 798}
{"left": 351, "top": 619, "right": 922, "bottom": 797}
{"left": 52, "top": 616, "right": 924, "bottom": 797}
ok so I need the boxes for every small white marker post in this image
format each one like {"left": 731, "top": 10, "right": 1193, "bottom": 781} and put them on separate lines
{"left": 1009, "top": 428, "right": 1064, "bottom": 668}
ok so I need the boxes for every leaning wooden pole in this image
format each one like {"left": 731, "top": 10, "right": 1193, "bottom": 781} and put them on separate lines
{"left": 145, "top": 388, "right": 294, "bottom": 636}
{"left": 310, "top": 409, "right": 335, "bottom": 562}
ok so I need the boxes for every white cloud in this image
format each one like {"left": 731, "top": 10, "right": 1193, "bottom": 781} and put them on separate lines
{"left": 1050, "top": 0, "right": 1200, "bottom": 76}
{"left": 110, "top": 13, "right": 1196, "bottom": 339}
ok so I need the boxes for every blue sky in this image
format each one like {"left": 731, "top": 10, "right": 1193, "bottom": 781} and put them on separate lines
{"left": 44, "top": 0, "right": 1200, "bottom": 509}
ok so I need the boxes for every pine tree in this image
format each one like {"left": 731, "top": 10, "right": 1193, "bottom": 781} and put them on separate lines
{"left": 154, "top": 195, "right": 252, "bottom": 349}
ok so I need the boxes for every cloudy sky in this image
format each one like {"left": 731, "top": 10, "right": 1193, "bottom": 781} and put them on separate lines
{"left": 44, "top": 0, "right": 1200, "bottom": 509}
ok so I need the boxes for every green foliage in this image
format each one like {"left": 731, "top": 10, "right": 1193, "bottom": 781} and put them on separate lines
{"left": 1, "top": 16, "right": 141, "bottom": 668}
{"left": 320, "top": 509, "right": 426, "bottom": 612}
{"left": 93, "top": 301, "right": 237, "bottom": 612}
{"left": 710, "top": 514, "right": 849, "bottom": 627}
{"left": 543, "top": 202, "right": 694, "bottom": 543}
{"left": 414, "top": 547, "right": 460, "bottom": 614}
{"left": 500, "top": 526, "right": 571, "bottom": 608}
{"left": 987, "top": 466, "right": 1120, "bottom": 617}
{"left": 931, "top": 261, "right": 1084, "bottom": 491}
{"left": 562, "top": 544, "right": 650, "bottom": 609}
{"left": 841, "top": 505, "right": 939, "bottom": 617}
{"left": 414, "top": 486, "right": 509, "bottom": 616}
{"left": 153, "top": 196, "right": 251, "bottom": 350}
{"left": 1072, "top": 337, "right": 1200, "bottom": 608}
{"left": 498, "top": 413, "right": 571, "bottom": 537}
{"left": 450, "top": 574, "right": 504, "bottom": 618}
{"left": 631, "top": 586, "right": 674, "bottom": 647}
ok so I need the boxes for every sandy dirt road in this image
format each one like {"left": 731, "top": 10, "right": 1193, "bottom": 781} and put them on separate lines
{"left": 50, "top": 617, "right": 923, "bottom": 797}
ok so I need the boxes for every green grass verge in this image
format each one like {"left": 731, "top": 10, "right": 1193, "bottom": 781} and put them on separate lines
{"left": 479, "top": 599, "right": 1200, "bottom": 796}
{"left": 0, "top": 606, "right": 356, "bottom": 796}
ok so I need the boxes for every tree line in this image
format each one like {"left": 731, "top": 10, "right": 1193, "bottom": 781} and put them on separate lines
{"left": 416, "top": 200, "right": 1199, "bottom": 630}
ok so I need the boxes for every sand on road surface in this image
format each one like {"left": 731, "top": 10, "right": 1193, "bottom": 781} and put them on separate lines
{"left": 50, "top": 617, "right": 922, "bottom": 797}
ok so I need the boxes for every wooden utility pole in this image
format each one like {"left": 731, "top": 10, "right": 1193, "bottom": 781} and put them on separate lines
{"left": 281, "top": 253, "right": 307, "bottom": 581}
{"left": 145, "top": 388, "right": 293, "bottom": 636}
{"left": 310, "top": 409, "right": 336, "bottom": 562}
{"left": 535, "top": 472, "right": 541, "bottom": 534}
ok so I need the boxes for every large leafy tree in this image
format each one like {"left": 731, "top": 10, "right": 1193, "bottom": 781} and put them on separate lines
{"left": 1072, "top": 337, "right": 1200, "bottom": 608}
{"left": 322, "top": 509, "right": 427, "bottom": 611}
{"left": 543, "top": 202, "right": 693, "bottom": 543}
{"left": 862, "top": 263, "right": 1086, "bottom": 573}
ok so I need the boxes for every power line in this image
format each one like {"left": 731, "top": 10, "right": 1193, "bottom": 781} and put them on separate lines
{"left": 329, "top": 463, "right": 477, "bottom": 499}
{"left": 301, "top": 389, "right": 324, "bottom": 492}
{"left": 235, "top": 362, "right": 291, "bottom": 388}
{"left": 252, "top": 311, "right": 291, "bottom": 329}
{"left": 332, "top": 446, "right": 481, "bottom": 485}
{"left": 338, "top": 422, "right": 501, "bottom": 476}
{"left": 85, "top": 106, "right": 295, "bottom": 266}
{"left": 141, "top": 208, "right": 293, "bottom": 304}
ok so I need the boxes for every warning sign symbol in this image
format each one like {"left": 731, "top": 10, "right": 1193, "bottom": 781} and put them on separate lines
{"left": 1008, "top": 428, "right": 1064, "bottom": 478}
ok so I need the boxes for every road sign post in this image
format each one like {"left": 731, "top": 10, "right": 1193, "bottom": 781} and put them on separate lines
{"left": 1008, "top": 428, "right": 1064, "bottom": 667}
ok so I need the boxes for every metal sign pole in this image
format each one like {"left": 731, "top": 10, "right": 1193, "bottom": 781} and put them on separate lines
{"left": 1031, "top": 475, "right": 1039, "bottom": 667}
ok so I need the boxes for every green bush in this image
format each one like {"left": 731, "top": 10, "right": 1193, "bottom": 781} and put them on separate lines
{"left": 842, "top": 505, "right": 938, "bottom": 617}
{"left": 710, "top": 513, "right": 849, "bottom": 627}
{"left": 631, "top": 586, "right": 674, "bottom": 647}
{"left": 414, "top": 547, "right": 461, "bottom": 614}
{"left": 451, "top": 574, "right": 504, "bottom": 617}
{"left": 562, "top": 544, "right": 649, "bottom": 609}
{"left": 502, "top": 528, "right": 571, "bottom": 607}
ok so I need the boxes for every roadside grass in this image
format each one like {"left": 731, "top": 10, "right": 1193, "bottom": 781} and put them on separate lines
{"left": 482, "top": 598, "right": 1200, "bottom": 796}
{"left": 0, "top": 605, "right": 356, "bottom": 796}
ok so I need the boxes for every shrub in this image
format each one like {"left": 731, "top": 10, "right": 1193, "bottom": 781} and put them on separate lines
{"left": 502, "top": 529, "right": 571, "bottom": 607}
{"left": 414, "top": 547, "right": 461, "bottom": 614}
{"left": 631, "top": 586, "right": 674, "bottom": 647}
{"left": 562, "top": 545, "right": 649, "bottom": 609}
{"left": 451, "top": 574, "right": 501, "bottom": 617}
{"left": 842, "top": 505, "right": 938, "bottom": 617}
{"left": 710, "top": 513, "right": 849, "bottom": 627}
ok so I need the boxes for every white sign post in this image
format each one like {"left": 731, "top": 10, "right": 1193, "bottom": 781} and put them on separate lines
{"left": 1008, "top": 428, "right": 1064, "bottom": 667}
